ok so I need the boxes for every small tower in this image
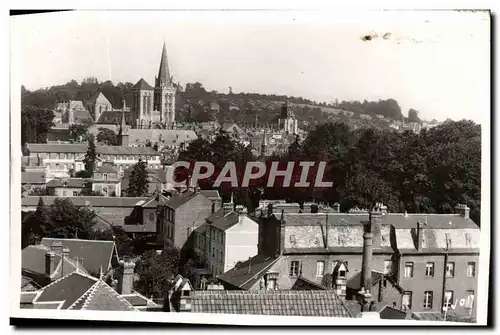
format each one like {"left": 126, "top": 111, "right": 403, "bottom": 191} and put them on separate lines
{"left": 278, "top": 101, "right": 298, "bottom": 135}
{"left": 117, "top": 107, "right": 129, "bottom": 147}
{"left": 332, "top": 261, "right": 348, "bottom": 299}
{"left": 260, "top": 128, "right": 267, "bottom": 158}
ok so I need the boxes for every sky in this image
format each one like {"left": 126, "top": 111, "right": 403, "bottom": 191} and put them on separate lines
{"left": 10, "top": 10, "right": 490, "bottom": 123}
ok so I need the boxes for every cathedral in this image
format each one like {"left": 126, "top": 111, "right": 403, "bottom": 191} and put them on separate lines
{"left": 130, "top": 42, "right": 176, "bottom": 129}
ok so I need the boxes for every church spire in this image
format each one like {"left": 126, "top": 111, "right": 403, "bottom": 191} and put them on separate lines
{"left": 157, "top": 41, "right": 171, "bottom": 87}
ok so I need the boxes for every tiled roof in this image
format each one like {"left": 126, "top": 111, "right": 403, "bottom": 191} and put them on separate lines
{"left": 411, "top": 312, "right": 444, "bottom": 321}
{"left": 121, "top": 293, "right": 150, "bottom": 307}
{"left": 22, "top": 196, "right": 148, "bottom": 208}
{"left": 22, "top": 171, "right": 45, "bottom": 184}
{"left": 96, "top": 145, "right": 157, "bottom": 156}
{"left": 70, "top": 280, "right": 137, "bottom": 311}
{"left": 20, "top": 292, "right": 38, "bottom": 304}
{"left": 121, "top": 224, "right": 157, "bottom": 233}
{"left": 217, "top": 254, "right": 281, "bottom": 290}
{"left": 95, "top": 164, "right": 118, "bottom": 173}
{"left": 291, "top": 276, "right": 327, "bottom": 290}
{"left": 191, "top": 290, "right": 351, "bottom": 317}
{"left": 211, "top": 212, "right": 240, "bottom": 231}
{"left": 346, "top": 270, "right": 385, "bottom": 290}
{"left": 26, "top": 143, "right": 87, "bottom": 153}
{"left": 40, "top": 238, "right": 116, "bottom": 275}
{"left": 96, "top": 111, "right": 131, "bottom": 125}
{"left": 133, "top": 78, "right": 154, "bottom": 90}
{"left": 46, "top": 178, "right": 86, "bottom": 188}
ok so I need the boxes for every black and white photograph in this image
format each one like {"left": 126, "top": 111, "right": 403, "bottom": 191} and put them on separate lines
{"left": 8, "top": 8, "right": 491, "bottom": 327}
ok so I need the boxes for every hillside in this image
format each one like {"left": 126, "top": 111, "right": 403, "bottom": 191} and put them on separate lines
{"left": 21, "top": 79, "right": 430, "bottom": 131}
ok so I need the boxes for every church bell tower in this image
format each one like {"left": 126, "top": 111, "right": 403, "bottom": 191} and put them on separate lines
{"left": 154, "top": 42, "right": 176, "bottom": 129}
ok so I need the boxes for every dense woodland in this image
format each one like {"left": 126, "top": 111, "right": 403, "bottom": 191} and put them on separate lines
{"left": 178, "top": 121, "right": 481, "bottom": 225}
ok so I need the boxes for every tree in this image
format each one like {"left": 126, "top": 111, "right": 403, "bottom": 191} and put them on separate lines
{"left": 21, "top": 105, "right": 54, "bottom": 145}
{"left": 69, "top": 121, "right": 92, "bottom": 143}
{"left": 49, "top": 198, "right": 97, "bottom": 239}
{"left": 134, "top": 246, "right": 181, "bottom": 299}
{"left": 408, "top": 109, "right": 421, "bottom": 123}
{"left": 127, "top": 159, "right": 149, "bottom": 197}
{"left": 22, "top": 197, "right": 52, "bottom": 248}
{"left": 96, "top": 127, "right": 117, "bottom": 146}
{"left": 82, "top": 135, "right": 97, "bottom": 178}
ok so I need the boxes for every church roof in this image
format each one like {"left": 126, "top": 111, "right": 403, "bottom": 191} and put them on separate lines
{"left": 133, "top": 78, "right": 154, "bottom": 90}
{"left": 157, "top": 42, "right": 171, "bottom": 85}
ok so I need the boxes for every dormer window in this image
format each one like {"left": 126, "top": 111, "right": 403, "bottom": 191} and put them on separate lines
{"left": 103, "top": 173, "right": 108, "bottom": 180}
{"left": 465, "top": 233, "right": 472, "bottom": 247}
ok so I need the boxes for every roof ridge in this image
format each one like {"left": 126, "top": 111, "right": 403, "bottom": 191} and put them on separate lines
{"left": 79, "top": 281, "right": 101, "bottom": 310}
{"left": 237, "top": 255, "right": 282, "bottom": 288}
{"left": 82, "top": 280, "right": 139, "bottom": 311}
{"left": 33, "top": 272, "right": 97, "bottom": 304}
{"left": 67, "top": 280, "right": 99, "bottom": 310}
{"left": 42, "top": 237, "right": 115, "bottom": 244}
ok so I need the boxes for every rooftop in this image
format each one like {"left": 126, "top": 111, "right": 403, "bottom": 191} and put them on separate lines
{"left": 191, "top": 290, "right": 351, "bottom": 317}
{"left": 46, "top": 178, "right": 87, "bottom": 188}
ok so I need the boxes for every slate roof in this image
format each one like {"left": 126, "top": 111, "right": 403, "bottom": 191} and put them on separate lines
{"left": 22, "top": 196, "right": 148, "bottom": 208}
{"left": 40, "top": 238, "right": 117, "bottom": 275}
{"left": 121, "top": 293, "right": 151, "bottom": 307}
{"left": 95, "top": 164, "right": 118, "bottom": 173}
{"left": 46, "top": 178, "right": 87, "bottom": 188}
{"left": 411, "top": 312, "right": 444, "bottom": 321}
{"left": 20, "top": 292, "right": 38, "bottom": 304}
{"left": 395, "top": 227, "right": 480, "bottom": 254}
{"left": 291, "top": 276, "right": 327, "bottom": 291}
{"left": 199, "top": 189, "right": 220, "bottom": 200}
{"left": 21, "top": 171, "right": 46, "bottom": 184}
{"left": 191, "top": 290, "right": 351, "bottom": 317}
{"left": 384, "top": 213, "right": 479, "bottom": 229}
{"left": 217, "top": 254, "right": 281, "bottom": 290}
{"left": 206, "top": 208, "right": 226, "bottom": 223}
{"left": 133, "top": 78, "right": 154, "bottom": 90}
{"left": 21, "top": 244, "right": 87, "bottom": 279}
{"left": 165, "top": 190, "right": 201, "bottom": 209}
{"left": 121, "top": 224, "right": 157, "bottom": 233}
{"left": 211, "top": 212, "right": 240, "bottom": 231}
{"left": 31, "top": 272, "right": 138, "bottom": 311}
{"left": 27, "top": 143, "right": 88, "bottom": 153}
{"left": 127, "top": 129, "right": 197, "bottom": 146}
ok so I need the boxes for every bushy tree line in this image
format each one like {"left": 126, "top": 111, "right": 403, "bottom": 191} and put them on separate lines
{"left": 177, "top": 120, "right": 481, "bottom": 224}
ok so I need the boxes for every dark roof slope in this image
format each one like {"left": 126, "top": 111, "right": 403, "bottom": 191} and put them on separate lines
{"left": 379, "top": 306, "right": 408, "bottom": 320}
{"left": 191, "top": 290, "right": 351, "bottom": 317}
{"left": 40, "top": 238, "right": 116, "bottom": 275}
{"left": 35, "top": 272, "right": 97, "bottom": 309}
{"left": 211, "top": 212, "right": 240, "bottom": 231}
{"left": 70, "top": 280, "right": 137, "bottom": 311}
{"left": 165, "top": 191, "right": 200, "bottom": 209}
{"left": 217, "top": 254, "right": 280, "bottom": 290}
{"left": 22, "top": 171, "right": 45, "bottom": 184}
{"left": 46, "top": 178, "right": 86, "bottom": 188}
{"left": 384, "top": 213, "right": 479, "bottom": 229}
{"left": 22, "top": 196, "right": 148, "bottom": 208}
{"left": 133, "top": 78, "right": 154, "bottom": 90}
{"left": 346, "top": 270, "right": 385, "bottom": 290}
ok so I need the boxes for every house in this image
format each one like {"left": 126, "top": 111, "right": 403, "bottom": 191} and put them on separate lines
{"left": 21, "top": 243, "right": 89, "bottom": 289}
{"left": 19, "top": 271, "right": 138, "bottom": 311}
{"left": 218, "top": 202, "right": 479, "bottom": 319}
{"left": 157, "top": 189, "right": 221, "bottom": 249}
{"left": 92, "top": 163, "right": 121, "bottom": 196}
{"left": 166, "top": 275, "right": 353, "bottom": 317}
{"left": 21, "top": 196, "right": 149, "bottom": 227}
{"left": 203, "top": 101, "right": 220, "bottom": 114}
{"left": 21, "top": 171, "right": 47, "bottom": 195}
{"left": 121, "top": 167, "right": 167, "bottom": 195}
{"left": 39, "top": 238, "right": 119, "bottom": 276}
{"left": 196, "top": 202, "right": 259, "bottom": 277}
{"left": 25, "top": 143, "right": 162, "bottom": 178}
{"left": 45, "top": 178, "right": 86, "bottom": 197}
{"left": 57, "top": 100, "right": 93, "bottom": 124}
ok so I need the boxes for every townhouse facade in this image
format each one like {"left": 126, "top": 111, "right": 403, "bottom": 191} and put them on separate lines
{"left": 25, "top": 143, "right": 162, "bottom": 179}
{"left": 217, "top": 202, "right": 480, "bottom": 319}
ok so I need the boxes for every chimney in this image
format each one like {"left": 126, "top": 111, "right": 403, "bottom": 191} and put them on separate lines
{"left": 310, "top": 204, "right": 319, "bottom": 214}
{"left": 333, "top": 202, "right": 340, "bottom": 213}
{"left": 50, "top": 241, "right": 63, "bottom": 255}
{"left": 416, "top": 221, "right": 425, "bottom": 250}
{"left": 117, "top": 260, "right": 136, "bottom": 295}
{"left": 62, "top": 247, "right": 70, "bottom": 259}
{"left": 360, "top": 222, "right": 374, "bottom": 295}
{"left": 45, "top": 251, "right": 56, "bottom": 276}
{"left": 223, "top": 194, "right": 234, "bottom": 215}
{"left": 455, "top": 204, "right": 470, "bottom": 219}
{"left": 369, "top": 203, "right": 383, "bottom": 249}
{"left": 122, "top": 99, "right": 126, "bottom": 110}
{"left": 247, "top": 257, "right": 252, "bottom": 274}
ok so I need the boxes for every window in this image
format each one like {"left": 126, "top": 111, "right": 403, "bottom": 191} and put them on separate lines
{"left": 55, "top": 163, "right": 60, "bottom": 169}
{"left": 445, "top": 233, "right": 452, "bottom": 249}
{"left": 465, "top": 290, "right": 475, "bottom": 309}
{"left": 316, "top": 261, "right": 325, "bottom": 277}
{"left": 148, "top": 212, "right": 155, "bottom": 222}
{"left": 290, "top": 261, "right": 300, "bottom": 277}
{"left": 425, "top": 262, "right": 435, "bottom": 277}
{"left": 104, "top": 173, "right": 108, "bottom": 180}
{"left": 423, "top": 291, "right": 433, "bottom": 309}
{"left": 73, "top": 191, "right": 78, "bottom": 196}
{"left": 404, "top": 262, "right": 414, "bottom": 278}
{"left": 267, "top": 277, "right": 277, "bottom": 290}
{"left": 384, "top": 260, "right": 392, "bottom": 274}
{"left": 466, "top": 262, "right": 476, "bottom": 277}
{"left": 290, "top": 235, "right": 296, "bottom": 244}
{"left": 64, "top": 164, "right": 68, "bottom": 170}
{"left": 446, "top": 262, "right": 455, "bottom": 277}
{"left": 402, "top": 292, "right": 412, "bottom": 310}
{"left": 465, "top": 233, "right": 473, "bottom": 247}
{"left": 444, "top": 291, "right": 454, "bottom": 308}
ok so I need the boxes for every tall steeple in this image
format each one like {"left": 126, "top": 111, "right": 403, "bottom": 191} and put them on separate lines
{"left": 117, "top": 102, "right": 129, "bottom": 146}
{"left": 156, "top": 41, "right": 171, "bottom": 88}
